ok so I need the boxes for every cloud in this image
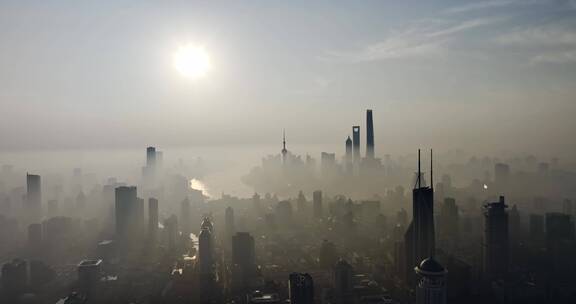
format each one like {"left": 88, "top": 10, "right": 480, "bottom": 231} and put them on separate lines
{"left": 443, "top": 0, "right": 523, "bottom": 15}
{"left": 322, "top": 17, "right": 502, "bottom": 63}
{"left": 496, "top": 24, "right": 576, "bottom": 64}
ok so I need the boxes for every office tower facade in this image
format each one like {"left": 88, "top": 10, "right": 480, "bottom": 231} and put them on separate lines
{"left": 366, "top": 109, "right": 374, "bottom": 159}
{"left": 225, "top": 206, "right": 235, "bottom": 241}
{"left": 352, "top": 126, "right": 360, "bottom": 163}
{"left": 289, "top": 273, "right": 314, "bottom": 304}
{"left": 545, "top": 212, "right": 574, "bottom": 245}
{"left": 146, "top": 146, "right": 156, "bottom": 168}
{"left": 414, "top": 257, "right": 448, "bottom": 304}
{"left": 77, "top": 259, "right": 102, "bottom": 293}
{"left": 313, "top": 190, "right": 322, "bottom": 218}
{"left": 26, "top": 173, "right": 42, "bottom": 222}
{"left": 1, "top": 259, "right": 28, "bottom": 295}
{"left": 148, "top": 198, "right": 158, "bottom": 239}
{"left": 439, "top": 198, "right": 459, "bottom": 240}
{"left": 333, "top": 259, "right": 353, "bottom": 298}
{"left": 164, "top": 215, "right": 178, "bottom": 253}
{"left": 405, "top": 150, "right": 436, "bottom": 282}
{"left": 199, "top": 219, "right": 214, "bottom": 275}
{"left": 114, "top": 186, "right": 139, "bottom": 238}
{"left": 483, "top": 196, "right": 509, "bottom": 280}
{"left": 232, "top": 232, "right": 256, "bottom": 269}
{"left": 232, "top": 232, "right": 256, "bottom": 289}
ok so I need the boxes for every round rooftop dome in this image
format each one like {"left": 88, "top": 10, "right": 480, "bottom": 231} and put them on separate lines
{"left": 418, "top": 257, "right": 445, "bottom": 273}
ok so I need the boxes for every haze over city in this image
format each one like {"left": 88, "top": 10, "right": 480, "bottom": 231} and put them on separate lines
{"left": 1, "top": 1, "right": 576, "bottom": 304}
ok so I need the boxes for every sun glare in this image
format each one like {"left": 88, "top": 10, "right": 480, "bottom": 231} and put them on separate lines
{"left": 173, "top": 43, "right": 211, "bottom": 80}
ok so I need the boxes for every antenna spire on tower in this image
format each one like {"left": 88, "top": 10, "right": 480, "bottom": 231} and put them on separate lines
{"left": 418, "top": 149, "right": 421, "bottom": 189}
{"left": 430, "top": 149, "right": 433, "bottom": 190}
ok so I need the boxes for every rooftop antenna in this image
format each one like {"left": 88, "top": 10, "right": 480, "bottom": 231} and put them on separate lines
{"left": 430, "top": 149, "right": 433, "bottom": 190}
{"left": 418, "top": 149, "right": 421, "bottom": 189}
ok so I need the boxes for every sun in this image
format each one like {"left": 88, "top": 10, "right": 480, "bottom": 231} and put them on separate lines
{"left": 173, "top": 43, "right": 211, "bottom": 80}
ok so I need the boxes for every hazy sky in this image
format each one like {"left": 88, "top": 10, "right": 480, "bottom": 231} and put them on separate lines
{"left": 1, "top": 0, "right": 575, "bottom": 159}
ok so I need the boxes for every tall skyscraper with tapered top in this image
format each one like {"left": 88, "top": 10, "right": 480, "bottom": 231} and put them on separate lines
{"left": 366, "top": 109, "right": 374, "bottom": 159}
{"left": 404, "top": 150, "right": 435, "bottom": 283}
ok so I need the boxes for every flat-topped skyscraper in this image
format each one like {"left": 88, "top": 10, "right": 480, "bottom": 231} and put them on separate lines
{"left": 26, "top": 173, "right": 42, "bottom": 223}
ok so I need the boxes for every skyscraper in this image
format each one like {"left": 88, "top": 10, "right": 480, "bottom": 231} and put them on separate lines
{"left": 146, "top": 146, "right": 156, "bottom": 168}
{"left": 345, "top": 136, "right": 353, "bottom": 174}
{"left": 414, "top": 257, "right": 448, "bottom": 304}
{"left": 232, "top": 232, "right": 257, "bottom": 289}
{"left": 199, "top": 218, "right": 214, "bottom": 275}
{"left": 405, "top": 150, "right": 435, "bottom": 283}
{"left": 289, "top": 273, "right": 314, "bottom": 304}
{"left": 148, "top": 198, "right": 158, "bottom": 239}
{"left": 313, "top": 190, "right": 322, "bottom": 219}
{"left": 333, "top": 259, "right": 353, "bottom": 299}
{"left": 352, "top": 126, "right": 360, "bottom": 163}
{"left": 483, "top": 195, "right": 509, "bottom": 281}
{"left": 26, "top": 173, "right": 42, "bottom": 222}
{"left": 366, "top": 109, "right": 374, "bottom": 159}
{"left": 225, "top": 206, "right": 235, "bottom": 241}
{"left": 114, "top": 186, "right": 138, "bottom": 238}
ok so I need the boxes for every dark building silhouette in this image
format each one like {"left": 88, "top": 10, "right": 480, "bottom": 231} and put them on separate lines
{"left": 232, "top": 232, "right": 256, "bottom": 290}
{"left": 289, "top": 273, "right": 314, "bottom": 304}
{"left": 146, "top": 146, "right": 156, "bottom": 168}
{"left": 333, "top": 259, "right": 353, "bottom": 300}
{"left": 114, "top": 186, "right": 139, "bottom": 238}
{"left": 345, "top": 136, "right": 353, "bottom": 174}
{"left": 439, "top": 198, "right": 459, "bottom": 241}
{"left": 415, "top": 257, "right": 447, "bottom": 304}
{"left": 77, "top": 259, "right": 102, "bottom": 293}
{"left": 1, "top": 259, "right": 28, "bottom": 295}
{"left": 199, "top": 217, "right": 214, "bottom": 275}
{"left": 482, "top": 195, "right": 509, "bottom": 281}
{"left": 148, "top": 198, "right": 158, "bottom": 239}
{"left": 225, "top": 206, "right": 235, "bottom": 240}
{"left": 313, "top": 190, "right": 322, "bottom": 219}
{"left": 405, "top": 150, "right": 435, "bottom": 282}
{"left": 494, "top": 163, "right": 510, "bottom": 190}
{"left": 545, "top": 212, "right": 574, "bottom": 246}
{"left": 26, "top": 173, "right": 42, "bottom": 222}
{"left": 366, "top": 109, "right": 374, "bottom": 159}
{"left": 352, "top": 126, "right": 360, "bottom": 164}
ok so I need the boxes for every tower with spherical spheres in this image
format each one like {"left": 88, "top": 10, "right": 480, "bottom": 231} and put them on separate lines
{"left": 414, "top": 257, "right": 447, "bottom": 304}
